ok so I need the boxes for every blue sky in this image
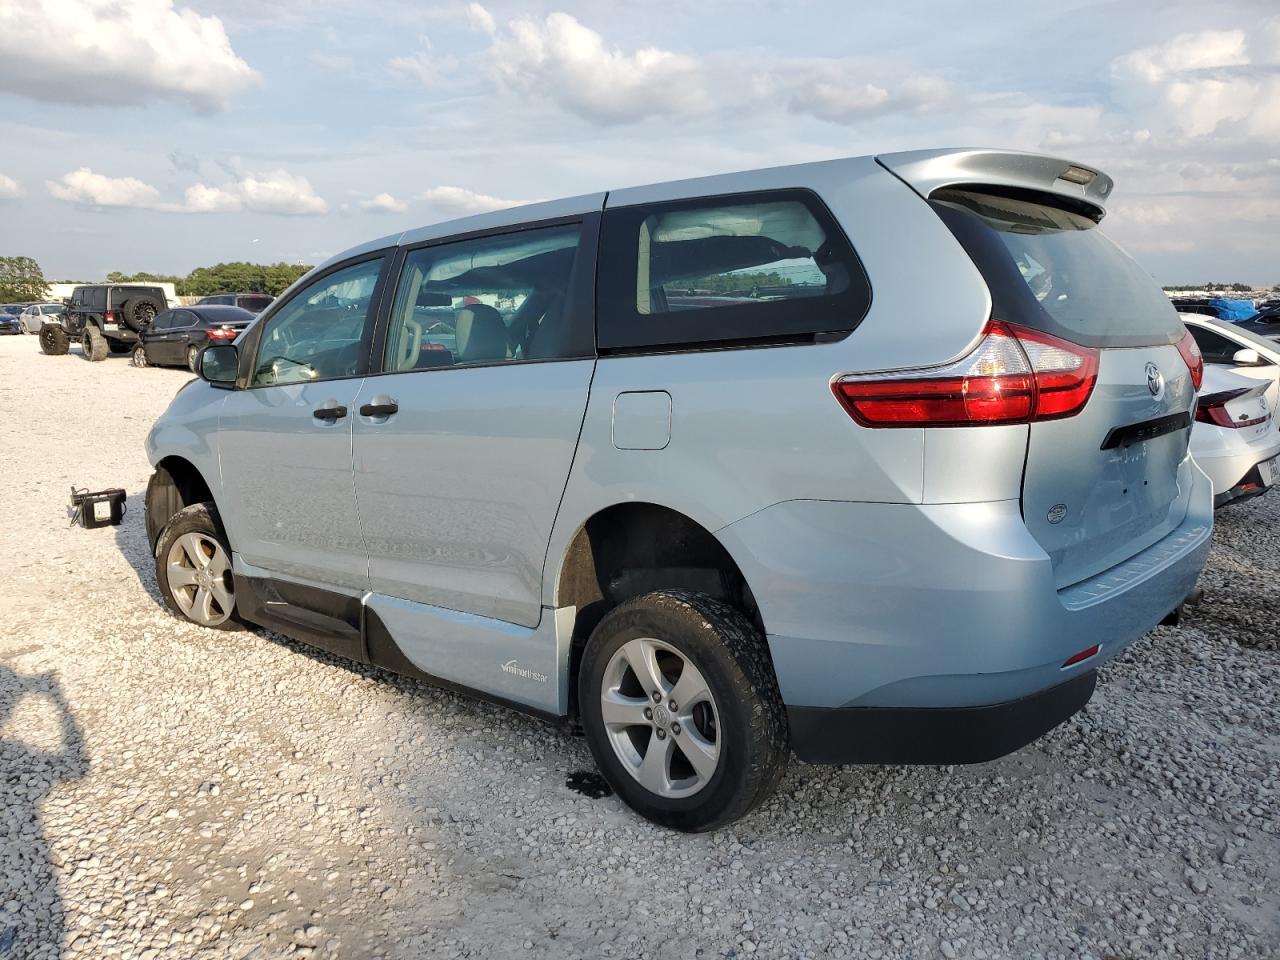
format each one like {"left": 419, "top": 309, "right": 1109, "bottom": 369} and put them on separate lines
{"left": 1, "top": 0, "right": 1278, "bottom": 285}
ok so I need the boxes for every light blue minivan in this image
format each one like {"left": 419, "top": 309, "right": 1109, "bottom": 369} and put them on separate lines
{"left": 145, "top": 148, "right": 1211, "bottom": 830}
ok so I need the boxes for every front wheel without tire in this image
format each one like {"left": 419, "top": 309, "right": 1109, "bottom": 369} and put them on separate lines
{"left": 131, "top": 344, "right": 149, "bottom": 367}
{"left": 578, "top": 590, "right": 788, "bottom": 831}
{"left": 39, "top": 323, "right": 69, "bottom": 355}
{"left": 80, "top": 326, "right": 108, "bottom": 361}
{"left": 155, "top": 503, "right": 241, "bottom": 630}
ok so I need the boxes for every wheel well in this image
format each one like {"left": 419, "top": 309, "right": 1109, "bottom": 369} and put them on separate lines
{"left": 557, "top": 503, "right": 766, "bottom": 718}
{"left": 145, "top": 456, "right": 215, "bottom": 552}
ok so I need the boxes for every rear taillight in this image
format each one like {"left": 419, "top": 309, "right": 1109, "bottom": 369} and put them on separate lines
{"left": 1176, "top": 329, "right": 1204, "bottom": 391}
{"left": 833, "top": 320, "right": 1099, "bottom": 428}
{"left": 103, "top": 311, "right": 116, "bottom": 323}
{"left": 1195, "top": 388, "right": 1267, "bottom": 428}
{"left": 207, "top": 327, "right": 236, "bottom": 340}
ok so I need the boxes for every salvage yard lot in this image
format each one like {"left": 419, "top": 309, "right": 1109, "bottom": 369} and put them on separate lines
{"left": 0, "top": 334, "right": 1277, "bottom": 960}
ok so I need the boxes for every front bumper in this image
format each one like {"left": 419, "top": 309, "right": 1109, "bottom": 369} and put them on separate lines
{"left": 788, "top": 670, "right": 1096, "bottom": 764}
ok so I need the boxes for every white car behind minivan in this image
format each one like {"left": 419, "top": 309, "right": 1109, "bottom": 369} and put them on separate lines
{"left": 1189, "top": 362, "right": 1280, "bottom": 507}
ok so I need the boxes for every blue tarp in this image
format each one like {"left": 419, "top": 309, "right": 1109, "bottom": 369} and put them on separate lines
{"left": 1208, "top": 298, "right": 1258, "bottom": 322}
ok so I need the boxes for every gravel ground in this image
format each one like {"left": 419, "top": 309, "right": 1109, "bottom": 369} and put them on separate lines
{"left": 0, "top": 333, "right": 1277, "bottom": 960}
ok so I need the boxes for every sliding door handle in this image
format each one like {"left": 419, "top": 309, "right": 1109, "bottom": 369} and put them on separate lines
{"left": 359, "top": 400, "right": 399, "bottom": 417}
{"left": 313, "top": 404, "right": 348, "bottom": 421}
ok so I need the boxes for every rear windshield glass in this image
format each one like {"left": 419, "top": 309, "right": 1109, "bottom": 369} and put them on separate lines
{"left": 931, "top": 188, "right": 1184, "bottom": 348}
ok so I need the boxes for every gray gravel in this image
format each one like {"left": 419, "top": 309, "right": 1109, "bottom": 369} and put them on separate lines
{"left": 1, "top": 333, "right": 1277, "bottom": 960}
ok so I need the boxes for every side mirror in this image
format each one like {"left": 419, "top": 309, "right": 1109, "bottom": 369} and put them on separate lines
{"left": 199, "top": 344, "right": 239, "bottom": 386}
{"left": 1233, "top": 347, "right": 1262, "bottom": 366}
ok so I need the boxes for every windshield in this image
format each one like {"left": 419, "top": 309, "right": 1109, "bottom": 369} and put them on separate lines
{"left": 931, "top": 188, "right": 1184, "bottom": 348}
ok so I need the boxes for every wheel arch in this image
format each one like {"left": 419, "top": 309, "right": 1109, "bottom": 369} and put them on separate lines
{"left": 552, "top": 501, "right": 769, "bottom": 718}
{"left": 146, "top": 455, "right": 217, "bottom": 552}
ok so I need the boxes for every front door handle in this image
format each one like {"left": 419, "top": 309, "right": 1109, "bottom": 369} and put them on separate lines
{"left": 359, "top": 400, "right": 399, "bottom": 417}
{"left": 313, "top": 404, "right": 348, "bottom": 421}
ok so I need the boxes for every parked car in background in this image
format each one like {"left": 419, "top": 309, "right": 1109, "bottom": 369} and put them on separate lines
{"left": 1235, "top": 302, "right": 1280, "bottom": 340}
{"left": 134, "top": 304, "right": 255, "bottom": 371}
{"left": 1189, "top": 364, "right": 1280, "bottom": 508}
{"left": 38, "top": 283, "right": 167, "bottom": 360}
{"left": 1170, "top": 297, "right": 1258, "bottom": 323}
{"left": 18, "top": 302, "right": 65, "bottom": 334}
{"left": 144, "top": 148, "right": 1213, "bottom": 830}
{"left": 0, "top": 304, "right": 25, "bottom": 335}
{"left": 1182, "top": 314, "right": 1280, "bottom": 415}
{"left": 196, "top": 292, "right": 274, "bottom": 313}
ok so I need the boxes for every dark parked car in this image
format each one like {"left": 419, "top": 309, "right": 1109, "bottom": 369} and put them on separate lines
{"left": 134, "top": 305, "right": 255, "bottom": 371}
{"left": 196, "top": 292, "right": 274, "bottom": 313}
{"left": 38, "top": 283, "right": 168, "bottom": 359}
{"left": 0, "top": 304, "right": 25, "bottom": 335}
{"left": 1237, "top": 303, "right": 1280, "bottom": 340}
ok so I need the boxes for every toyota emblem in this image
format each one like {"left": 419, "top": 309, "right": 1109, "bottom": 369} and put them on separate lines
{"left": 1146, "top": 362, "right": 1163, "bottom": 397}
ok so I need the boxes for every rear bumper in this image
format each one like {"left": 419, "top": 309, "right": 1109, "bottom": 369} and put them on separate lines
{"left": 1193, "top": 433, "right": 1280, "bottom": 506}
{"left": 716, "top": 459, "right": 1212, "bottom": 731}
{"left": 1213, "top": 461, "right": 1273, "bottom": 508}
{"left": 788, "top": 670, "right": 1096, "bottom": 764}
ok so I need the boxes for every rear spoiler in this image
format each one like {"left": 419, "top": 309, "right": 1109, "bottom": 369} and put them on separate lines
{"left": 875, "top": 148, "right": 1114, "bottom": 220}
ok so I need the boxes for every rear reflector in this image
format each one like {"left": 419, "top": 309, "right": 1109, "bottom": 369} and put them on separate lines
{"left": 833, "top": 320, "right": 1099, "bottom": 427}
{"left": 1062, "top": 644, "right": 1101, "bottom": 668}
{"left": 1176, "top": 329, "right": 1204, "bottom": 391}
{"left": 1195, "top": 388, "right": 1268, "bottom": 428}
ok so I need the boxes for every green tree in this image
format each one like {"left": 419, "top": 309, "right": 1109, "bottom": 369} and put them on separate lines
{"left": 0, "top": 256, "right": 48, "bottom": 301}
{"left": 105, "top": 261, "right": 313, "bottom": 297}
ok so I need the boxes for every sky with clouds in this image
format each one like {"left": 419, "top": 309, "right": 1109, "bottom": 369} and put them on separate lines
{"left": 1, "top": 0, "right": 1277, "bottom": 285}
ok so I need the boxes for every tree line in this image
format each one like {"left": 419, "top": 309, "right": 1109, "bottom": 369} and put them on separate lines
{"left": 1163, "top": 282, "right": 1280, "bottom": 293}
{"left": 0, "top": 256, "right": 315, "bottom": 302}
{"left": 107, "top": 261, "right": 314, "bottom": 297}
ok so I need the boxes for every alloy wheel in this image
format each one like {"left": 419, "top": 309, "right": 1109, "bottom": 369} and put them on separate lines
{"left": 600, "top": 637, "right": 721, "bottom": 799}
{"left": 166, "top": 532, "right": 234, "bottom": 626}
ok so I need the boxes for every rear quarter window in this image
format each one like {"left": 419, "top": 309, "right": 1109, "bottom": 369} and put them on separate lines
{"left": 930, "top": 188, "right": 1183, "bottom": 349}
{"left": 597, "top": 189, "right": 870, "bottom": 351}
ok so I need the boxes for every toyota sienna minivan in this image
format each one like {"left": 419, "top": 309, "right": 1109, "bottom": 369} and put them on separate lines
{"left": 145, "top": 148, "right": 1211, "bottom": 831}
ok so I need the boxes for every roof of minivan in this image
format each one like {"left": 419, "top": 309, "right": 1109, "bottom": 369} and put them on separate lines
{"left": 312, "top": 147, "right": 1113, "bottom": 275}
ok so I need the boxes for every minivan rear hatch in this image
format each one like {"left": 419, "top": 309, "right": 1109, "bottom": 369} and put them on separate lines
{"left": 929, "top": 187, "right": 1198, "bottom": 589}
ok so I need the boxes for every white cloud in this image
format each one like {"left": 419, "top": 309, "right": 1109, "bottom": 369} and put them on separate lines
{"left": 48, "top": 167, "right": 327, "bottom": 215}
{"left": 184, "top": 170, "right": 329, "bottom": 215}
{"left": 418, "top": 186, "right": 531, "bottom": 216}
{"left": 490, "top": 12, "right": 709, "bottom": 124}
{"left": 388, "top": 51, "right": 441, "bottom": 86}
{"left": 361, "top": 192, "right": 408, "bottom": 213}
{"left": 784, "top": 65, "right": 950, "bottom": 124}
{"left": 47, "top": 168, "right": 163, "bottom": 209}
{"left": 0, "top": 174, "right": 21, "bottom": 200}
{"left": 467, "top": 2, "right": 496, "bottom": 36}
{"left": 0, "top": 0, "right": 260, "bottom": 112}
{"left": 310, "top": 52, "right": 355, "bottom": 72}
{"left": 1111, "top": 21, "right": 1280, "bottom": 141}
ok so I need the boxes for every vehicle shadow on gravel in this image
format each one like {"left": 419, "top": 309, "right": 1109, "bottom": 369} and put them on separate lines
{"left": 0, "top": 666, "right": 88, "bottom": 958}
{"left": 112, "top": 487, "right": 165, "bottom": 605}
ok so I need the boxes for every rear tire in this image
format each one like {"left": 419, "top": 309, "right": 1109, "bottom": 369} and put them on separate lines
{"left": 80, "top": 326, "right": 108, "bottom": 361}
{"left": 38, "top": 323, "right": 69, "bottom": 356}
{"left": 155, "top": 503, "right": 242, "bottom": 631}
{"left": 131, "top": 344, "right": 149, "bottom": 368}
{"left": 578, "top": 589, "right": 788, "bottom": 832}
{"left": 186, "top": 345, "right": 200, "bottom": 372}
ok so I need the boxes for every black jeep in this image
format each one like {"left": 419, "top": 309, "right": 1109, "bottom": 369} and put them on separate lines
{"left": 39, "top": 284, "right": 167, "bottom": 360}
